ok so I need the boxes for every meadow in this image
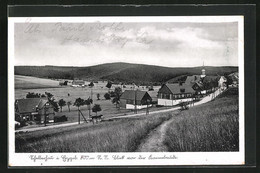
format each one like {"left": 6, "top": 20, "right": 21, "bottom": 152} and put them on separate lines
{"left": 15, "top": 112, "right": 172, "bottom": 152}
{"left": 15, "top": 75, "right": 60, "bottom": 89}
{"left": 15, "top": 75, "right": 160, "bottom": 121}
{"left": 164, "top": 88, "right": 239, "bottom": 151}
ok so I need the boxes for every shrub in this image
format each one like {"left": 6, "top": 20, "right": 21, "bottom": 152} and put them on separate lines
{"left": 92, "top": 104, "right": 102, "bottom": 116}
{"left": 104, "top": 93, "right": 111, "bottom": 100}
{"left": 54, "top": 115, "right": 68, "bottom": 123}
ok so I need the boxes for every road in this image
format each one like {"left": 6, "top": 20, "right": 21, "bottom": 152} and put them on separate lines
{"left": 15, "top": 87, "right": 225, "bottom": 133}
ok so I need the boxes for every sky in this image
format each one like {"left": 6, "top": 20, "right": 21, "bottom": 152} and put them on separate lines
{"left": 14, "top": 21, "right": 238, "bottom": 67}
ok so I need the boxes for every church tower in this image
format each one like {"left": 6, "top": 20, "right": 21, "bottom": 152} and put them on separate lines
{"left": 201, "top": 61, "right": 206, "bottom": 78}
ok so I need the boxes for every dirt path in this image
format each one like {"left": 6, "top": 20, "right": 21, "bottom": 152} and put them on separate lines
{"left": 136, "top": 88, "right": 226, "bottom": 152}
{"left": 136, "top": 113, "right": 177, "bottom": 152}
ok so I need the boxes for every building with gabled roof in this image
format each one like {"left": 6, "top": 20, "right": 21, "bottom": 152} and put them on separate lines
{"left": 228, "top": 72, "right": 238, "bottom": 87}
{"left": 120, "top": 90, "right": 152, "bottom": 109}
{"left": 72, "top": 79, "right": 85, "bottom": 86}
{"left": 185, "top": 75, "right": 201, "bottom": 85}
{"left": 157, "top": 83, "right": 195, "bottom": 106}
{"left": 15, "top": 98, "right": 55, "bottom": 124}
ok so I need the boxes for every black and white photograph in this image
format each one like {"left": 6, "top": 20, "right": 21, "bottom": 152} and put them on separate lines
{"left": 8, "top": 16, "right": 244, "bottom": 166}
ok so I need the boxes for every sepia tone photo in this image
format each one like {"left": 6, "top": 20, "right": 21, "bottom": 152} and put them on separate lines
{"left": 8, "top": 16, "right": 244, "bottom": 166}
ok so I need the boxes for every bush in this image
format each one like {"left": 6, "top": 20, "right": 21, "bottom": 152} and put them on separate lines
{"left": 109, "top": 91, "right": 116, "bottom": 97}
{"left": 54, "top": 115, "right": 68, "bottom": 123}
{"left": 104, "top": 93, "right": 111, "bottom": 100}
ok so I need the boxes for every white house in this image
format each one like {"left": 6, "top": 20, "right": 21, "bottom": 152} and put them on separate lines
{"left": 157, "top": 83, "right": 195, "bottom": 106}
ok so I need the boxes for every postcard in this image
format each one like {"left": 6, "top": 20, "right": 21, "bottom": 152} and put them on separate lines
{"left": 8, "top": 16, "right": 244, "bottom": 166}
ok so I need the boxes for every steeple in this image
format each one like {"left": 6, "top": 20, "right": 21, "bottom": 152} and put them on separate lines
{"left": 201, "top": 61, "right": 206, "bottom": 78}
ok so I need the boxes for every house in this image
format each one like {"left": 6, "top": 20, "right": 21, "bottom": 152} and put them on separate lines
{"left": 228, "top": 72, "right": 239, "bottom": 87}
{"left": 15, "top": 98, "right": 55, "bottom": 124}
{"left": 157, "top": 83, "right": 195, "bottom": 106}
{"left": 59, "top": 80, "right": 68, "bottom": 86}
{"left": 218, "top": 76, "right": 227, "bottom": 89}
{"left": 185, "top": 64, "right": 226, "bottom": 94}
{"left": 120, "top": 90, "right": 152, "bottom": 109}
{"left": 185, "top": 74, "right": 207, "bottom": 94}
{"left": 192, "top": 81, "right": 205, "bottom": 94}
{"left": 202, "top": 75, "right": 227, "bottom": 90}
{"left": 72, "top": 79, "right": 85, "bottom": 86}
{"left": 185, "top": 75, "right": 202, "bottom": 85}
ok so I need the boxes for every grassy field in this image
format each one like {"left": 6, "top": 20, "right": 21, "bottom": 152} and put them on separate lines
{"left": 15, "top": 75, "right": 160, "bottom": 120}
{"left": 15, "top": 75, "right": 60, "bottom": 89}
{"left": 164, "top": 88, "right": 239, "bottom": 151}
{"left": 16, "top": 113, "right": 172, "bottom": 152}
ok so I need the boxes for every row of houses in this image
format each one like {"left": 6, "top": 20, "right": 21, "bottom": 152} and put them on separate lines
{"left": 121, "top": 67, "right": 229, "bottom": 108}
{"left": 60, "top": 80, "right": 104, "bottom": 87}
{"left": 59, "top": 79, "right": 85, "bottom": 87}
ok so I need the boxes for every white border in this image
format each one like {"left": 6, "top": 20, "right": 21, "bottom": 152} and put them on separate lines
{"left": 8, "top": 16, "right": 244, "bottom": 166}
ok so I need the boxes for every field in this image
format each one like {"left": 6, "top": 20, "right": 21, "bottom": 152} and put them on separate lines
{"left": 15, "top": 75, "right": 160, "bottom": 121}
{"left": 16, "top": 113, "right": 172, "bottom": 152}
{"left": 164, "top": 88, "right": 239, "bottom": 151}
{"left": 15, "top": 75, "right": 60, "bottom": 89}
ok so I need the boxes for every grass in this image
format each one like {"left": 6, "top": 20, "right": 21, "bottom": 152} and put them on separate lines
{"left": 16, "top": 113, "right": 172, "bottom": 152}
{"left": 15, "top": 75, "right": 60, "bottom": 89}
{"left": 164, "top": 88, "right": 239, "bottom": 151}
{"left": 15, "top": 75, "right": 161, "bottom": 121}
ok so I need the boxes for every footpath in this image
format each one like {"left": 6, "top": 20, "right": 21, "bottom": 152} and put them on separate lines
{"left": 136, "top": 88, "right": 225, "bottom": 152}
{"left": 15, "top": 87, "right": 225, "bottom": 133}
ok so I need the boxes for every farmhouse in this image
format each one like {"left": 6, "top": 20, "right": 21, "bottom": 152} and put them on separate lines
{"left": 185, "top": 75, "right": 202, "bottom": 85}
{"left": 202, "top": 76, "right": 227, "bottom": 91}
{"left": 15, "top": 98, "right": 55, "bottom": 124}
{"left": 59, "top": 80, "right": 68, "bottom": 86}
{"left": 184, "top": 65, "right": 227, "bottom": 94}
{"left": 157, "top": 83, "right": 195, "bottom": 106}
{"left": 218, "top": 76, "right": 227, "bottom": 89}
{"left": 228, "top": 72, "right": 239, "bottom": 87}
{"left": 72, "top": 79, "right": 85, "bottom": 86}
{"left": 120, "top": 90, "right": 152, "bottom": 109}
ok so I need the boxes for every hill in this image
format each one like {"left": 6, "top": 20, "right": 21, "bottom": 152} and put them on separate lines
{"left": 15, "top": 62, "right": 238, "bottom": 85}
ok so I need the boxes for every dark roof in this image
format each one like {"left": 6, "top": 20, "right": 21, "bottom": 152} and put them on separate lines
{"left": 228, "top": 72, "right": 239, "bottom": 81}
{"left": 16, "top": 98, "right": 48, "bottom": 114}
{"left": 185, "top": 75, "right": 201, "bottom": 84}
{"left": 120, "top": 90, "right": 151, "bottom": 101}
{"left": 202, "top": 76, "right": 220, "bottom": 83}
{"left": 167, "top": 75, "right": 188, "bottom": 84}
{"left": 193, "top": 82, "right": 204, "bottom": 90}
{"left": 73, "top": 80, "right": 84, "bottom": 84}
{"left": 159, "top": 83, "right": 195, "bottom": 94}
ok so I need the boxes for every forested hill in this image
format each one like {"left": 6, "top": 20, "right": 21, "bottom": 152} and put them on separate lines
{"left": 15, "top": 62, "right": 238, "bottom": 85}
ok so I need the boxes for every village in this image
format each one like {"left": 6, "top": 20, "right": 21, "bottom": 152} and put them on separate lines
{"left": 14, "top": 66, "right": 239, "bottom": 130}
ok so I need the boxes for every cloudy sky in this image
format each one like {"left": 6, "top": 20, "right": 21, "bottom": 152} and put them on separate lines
{"left": 14, "top": 21, "right": 238, "bottom": 67}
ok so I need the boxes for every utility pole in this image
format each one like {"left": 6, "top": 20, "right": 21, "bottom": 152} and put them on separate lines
{"left": 91, "top": 88, "right": 93, "bottom": 100}
{"left": 134, "top": 89, "right": 137, "bottom": 114}
{"left": 78, "top": 107, "right": 80, "bottom": 125}
{"left": 44, "top": 105, "right": 47, "bottom": 126}
{"left": 146, "top": 99, "right": 150, "bottom": 115}
{"left": 88, "top": 104, "right": 91, "bottom": 119}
